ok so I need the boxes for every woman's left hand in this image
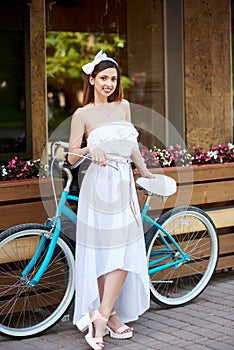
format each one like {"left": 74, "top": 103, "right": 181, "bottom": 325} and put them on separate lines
{"left": 140, "top": 170, "right": 156, "bottom": 178}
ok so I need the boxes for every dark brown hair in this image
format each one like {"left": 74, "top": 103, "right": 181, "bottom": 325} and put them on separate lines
{"left": 83, "top": 60, "right": 123, "bottom": 106}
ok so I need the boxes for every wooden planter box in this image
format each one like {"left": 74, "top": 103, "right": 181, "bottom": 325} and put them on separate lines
{"left": 1, "top": 164, "right": 234, "bottom": 271}
{"left": 0, "top": 178, "right": 61, "bottom": 231}
{"left": 135, "top": 163, "right": 234, "bottom": 271}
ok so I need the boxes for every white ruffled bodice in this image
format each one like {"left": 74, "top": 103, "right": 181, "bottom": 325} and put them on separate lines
{"left": 87, "top": 121, "right": 139, "bottom": 159}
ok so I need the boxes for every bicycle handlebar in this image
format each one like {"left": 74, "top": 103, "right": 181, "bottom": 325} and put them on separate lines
{"left": 51, "top": 140, "right": 69, "bottom": 159}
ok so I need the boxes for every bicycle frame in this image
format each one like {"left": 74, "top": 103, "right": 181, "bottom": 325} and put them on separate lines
{"left": 141, "top": 195, "right": 190, "bottom": 276}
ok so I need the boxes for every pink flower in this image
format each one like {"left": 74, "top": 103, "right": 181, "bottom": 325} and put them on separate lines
{"left": 23, "top": 164, "right": 29, "bottom": 171}
{"left": 9, "top": 156, "right": 18, "bottom": 168}
{"left": 16, "top": 173, "right": 23, "bottom": 178}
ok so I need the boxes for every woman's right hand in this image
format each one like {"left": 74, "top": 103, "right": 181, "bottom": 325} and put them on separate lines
{"left": 89, "top": 145, "right": 107, "bottom": 166}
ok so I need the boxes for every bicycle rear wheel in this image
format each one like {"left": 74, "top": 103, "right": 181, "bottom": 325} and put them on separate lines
{"left": 145, "top": 206, "right": 219, "bottom": 307}
{"left": 0, "top": 223, "right": 75, "bottom": 338}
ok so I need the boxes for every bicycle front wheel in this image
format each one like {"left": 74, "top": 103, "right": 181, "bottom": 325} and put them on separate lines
{"left": 0, "top": 224, "right": 75, "bottom": 338}
{"left": 145, "top": 206, "right": 219, "bottom": 307}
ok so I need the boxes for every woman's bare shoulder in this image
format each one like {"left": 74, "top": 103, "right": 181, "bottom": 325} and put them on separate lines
{"left": 72, "top": 104, "right": 93, "bottom": 119}
{"left": 116, "top": 99, "right": 130, "bottom": 112}
{"left": 118, "top": 99, "right": 131, "bottom": 121}
{"left": 121, "top": 99, "right": 130, "bottom": 106}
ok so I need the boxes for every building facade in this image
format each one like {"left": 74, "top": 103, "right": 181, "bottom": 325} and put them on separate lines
{"left": 0, "top": 0, "right": 232, "bottom": 160}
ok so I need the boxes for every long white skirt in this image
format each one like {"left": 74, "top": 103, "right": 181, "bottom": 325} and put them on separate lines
{"left": 73, "top": 162, "right": 150, "bottom": 324}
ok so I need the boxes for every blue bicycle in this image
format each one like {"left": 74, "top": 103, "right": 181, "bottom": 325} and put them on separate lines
{"left": 0, "top": 141, "right": 219, "bottom": 338}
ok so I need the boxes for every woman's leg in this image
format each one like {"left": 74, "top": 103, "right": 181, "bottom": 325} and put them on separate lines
{"left": 100, "top": 269, "right": 127, "bottom": 316}
{"left": 93, "top": 269, "right": 128, "bottom": 339}
{"left": 98, "top": 272, "right": 133, "bottom": 335}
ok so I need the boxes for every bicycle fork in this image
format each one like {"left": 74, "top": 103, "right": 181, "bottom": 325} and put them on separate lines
{"left": 21, "top": 191, "right": 69, "bottom": 287}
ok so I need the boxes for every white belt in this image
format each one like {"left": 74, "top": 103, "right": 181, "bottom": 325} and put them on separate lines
{"left": 107, "top": 155, "right": 131, "bottom": 164}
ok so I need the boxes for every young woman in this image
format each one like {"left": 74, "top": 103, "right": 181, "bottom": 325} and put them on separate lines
{"left": 68, "top": 50, "right": 154, "bottom": 350}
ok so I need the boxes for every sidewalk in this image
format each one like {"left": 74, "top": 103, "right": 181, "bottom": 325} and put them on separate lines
{"left": 1, "top": 270, "right": 233, "bottom": 350}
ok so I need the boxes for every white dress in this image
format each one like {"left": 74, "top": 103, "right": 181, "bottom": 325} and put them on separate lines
{"left": 73, "top": 121, "right": 150, "bottom": 324}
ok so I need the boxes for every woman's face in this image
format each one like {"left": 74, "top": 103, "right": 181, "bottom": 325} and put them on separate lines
{"left": 90, "top": 67, "right": 118, "bottom": 101}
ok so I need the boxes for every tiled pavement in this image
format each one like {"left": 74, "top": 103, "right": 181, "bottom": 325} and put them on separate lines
{"left": 1, "top": 270, "right": 234, "bottom": 350}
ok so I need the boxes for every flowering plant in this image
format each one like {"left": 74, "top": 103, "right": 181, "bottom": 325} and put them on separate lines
{"left": 141, "top": 144, "right": 193, "bottom": 168}
{"left": 141, "top": 143, "right": 234, "bottom": 168}
{"left": 192, "top": 143, "right": 234, "bottom": 165}
{"left": 0, "top": 157, "right": 44, "bottom": 182}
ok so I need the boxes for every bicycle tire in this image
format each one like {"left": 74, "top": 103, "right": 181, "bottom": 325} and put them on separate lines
{"left": 0, "top": 223, "right": 75, "bottom": 338}
{"left": 145, "top": 206, "right": 219, "bottom": 307}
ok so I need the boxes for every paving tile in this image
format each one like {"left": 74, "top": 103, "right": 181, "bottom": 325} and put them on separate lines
{"left": 0, "top": 270, "right": 233, "bottom": 350}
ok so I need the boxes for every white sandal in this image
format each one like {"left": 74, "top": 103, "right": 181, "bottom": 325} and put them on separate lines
{"left": 76, "top": 310, "right": 108, "bottom": 350}
{"left": 106, "top": 311, "right": 133, "bottom": 339}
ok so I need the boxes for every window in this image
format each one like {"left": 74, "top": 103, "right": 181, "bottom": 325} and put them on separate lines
{"left": 47, "top": 0, "right": 184, "bottom": 148}
{"left": 0, "top": 3, "right": 31, "bottom": 161}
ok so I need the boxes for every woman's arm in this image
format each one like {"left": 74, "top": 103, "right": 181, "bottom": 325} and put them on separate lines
{"left": 123, "top": 99, "right": 155, "bottom": 178}
{"left": 131, "top": 149, "right": 155, "bottom": 178}
{"left": 68, "top": 110, "right": 90, "bottom": 165}
{"left": 123, "top": 99, "right": 131, "bottom": 122}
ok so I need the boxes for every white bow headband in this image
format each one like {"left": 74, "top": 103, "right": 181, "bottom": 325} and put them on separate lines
{"left": 82, "top": 50, "right": 118, "bottom": 75}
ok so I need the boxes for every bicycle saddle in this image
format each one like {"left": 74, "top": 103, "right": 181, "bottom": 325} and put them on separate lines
{"left": 136, "top": 175, "right": 177, "bottom": 197}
